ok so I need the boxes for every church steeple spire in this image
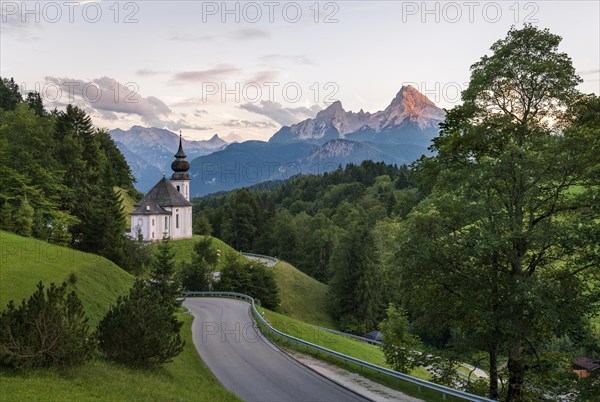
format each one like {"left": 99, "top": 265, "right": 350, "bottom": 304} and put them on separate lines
{"left": 175, "top": 130, "right": 186, "bottom": 159}
{"left": 171, "top": 131, "right": 190, "bottom": 180}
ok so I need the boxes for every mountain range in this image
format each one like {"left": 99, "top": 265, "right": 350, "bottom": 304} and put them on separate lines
{"left": 111, "top": 86, "right": 445, "bottom": 196}
{"left": 109, "top": 126, "right": 228, "bottom": 191}
{"left": 270, "top": 85, "right": 445, "bottom": 146}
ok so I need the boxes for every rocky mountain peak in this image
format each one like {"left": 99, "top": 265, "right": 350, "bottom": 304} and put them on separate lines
{"left": 316, "top": 100, "right": 345, "bottom": 119}
{"left": 269, "top": 85, "right": 445, "bottom": 144}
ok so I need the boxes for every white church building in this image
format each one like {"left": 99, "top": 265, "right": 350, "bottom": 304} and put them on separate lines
{"left": 130, "top": 134, "right": 193, "bottom": 241}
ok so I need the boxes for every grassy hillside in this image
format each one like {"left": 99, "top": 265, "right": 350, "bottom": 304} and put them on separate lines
{"left": 0, "top": 313, "right": 239, "bottom": 402}
{"left": 272, "top": 261, "right": 334, "bottom": 328}
{"left": 162, "top": 235, "right": 242, "bottom": 270}
{"left": 0, "top": 231, "right": 134, "bottom": 325}
{"left": 114, "top": 186, "right": 137, "bottom": 215}
{"left": 0, "top": 231, "right": 238, "bottom": 401}
{"left": 165, "top": 236, "right": 335, "bottom": 327}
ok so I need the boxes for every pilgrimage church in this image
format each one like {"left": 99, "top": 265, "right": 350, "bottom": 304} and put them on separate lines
{"left": 130, "top": 134, "right": 193, "bottom": 241}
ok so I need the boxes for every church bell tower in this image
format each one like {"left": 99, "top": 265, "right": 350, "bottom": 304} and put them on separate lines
{"left": 170, "top": 131, "right": 190, "bottom": 201}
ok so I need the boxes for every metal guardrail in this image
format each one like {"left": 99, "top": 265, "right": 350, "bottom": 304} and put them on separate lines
{"left": 314, "top": 325, "right": 382, "bottom": 345}
{"left": 182, "top": 291, "right": 495, "bottom": 402}
{"left": 239, "top": 252, "right": 279, "bottom": 265}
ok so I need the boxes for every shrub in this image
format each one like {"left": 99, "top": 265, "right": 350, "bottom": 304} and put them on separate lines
{"left": 68, "top": 272, "right": 78, "bottom": 285}
{"left": 217, "top": 255, "right": 280, "bottom": 309}
{"left": 179, "top": 238, "right": 218, "bottom": 292}
{"left": 96, "top": 280, "right": 184, "bottom": 367}
{"left": 379, "top": 304, "right": 422, "bottom": 374}
{"left": 0, "top": 282, "right": 95, "bottom": 369}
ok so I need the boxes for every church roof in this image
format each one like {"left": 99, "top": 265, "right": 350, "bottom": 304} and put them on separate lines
{"left": 131, "top": 177, "right": 192, "bottom": 215}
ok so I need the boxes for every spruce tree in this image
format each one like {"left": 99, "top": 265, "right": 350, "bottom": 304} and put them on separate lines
{"left": 150, "top": 238, "right": 180, "bottom": 306}
{"left": 329, "top": 221, "right": 382, "bottom": 334}
{"left": 96, "top": 280, "right": 184, "bottom": 367}
{"left": 13, "top": 197, "right": 34, "bottom": 237}
{"left": 0, "top": 282, "right": 95, "bottom": 369}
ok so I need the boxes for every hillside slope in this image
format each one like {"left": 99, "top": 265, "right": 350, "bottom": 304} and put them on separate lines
{"left": 0, "top": 230, "right": 134, "bottom": 325}
{"left": 272, "top": 261, "right": 334, "bottom": 328}
{"left": 164, "top": 236, "right": 335, "bottom": 327}
{"left": 0, "top": 231, "right": 238, "bottom": 401}
{"left": 159, "top": 235, "right": 242, "bottom": 270}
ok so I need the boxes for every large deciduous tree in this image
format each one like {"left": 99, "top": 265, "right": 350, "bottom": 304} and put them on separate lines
{"left": 396, "top": 26, "right": 599, "bottom": 400}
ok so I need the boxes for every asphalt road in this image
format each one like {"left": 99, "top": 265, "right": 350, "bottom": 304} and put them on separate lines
{"left": 183, "top": 297, "right": 370, "bottom": 402}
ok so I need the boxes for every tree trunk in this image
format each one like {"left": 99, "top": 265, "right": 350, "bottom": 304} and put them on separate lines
{"left": 489, "top": 346, "right": 499, "bottom": 400}
{"left": 506, "top": 339, "right": 525, "bottom": 402}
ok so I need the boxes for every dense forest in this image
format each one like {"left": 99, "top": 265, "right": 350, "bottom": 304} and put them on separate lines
{"left": 196, "top": 161, "right": 413, "bottom": 329}
{"left": 0, "top": 77, "right": 145, "bottom": 271}
{"left": 196, "top": 26, "right": 600, "bottom": 400}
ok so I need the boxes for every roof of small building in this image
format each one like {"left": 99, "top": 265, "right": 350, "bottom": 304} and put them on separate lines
{"left": 574, "top": 356, "right": 600, "bottom": 371}
{"left": 364, "top": 330, "right": 383, "bottom": 341}
{"left": 131, "top": 177, "right": 191, "bottom": 215}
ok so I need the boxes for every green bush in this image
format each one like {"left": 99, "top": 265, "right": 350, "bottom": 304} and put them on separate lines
{"left": 379, "top": 304, "right": 422, "bottom": 374}
{"left": 179, "top": 238, "right": 218, "bottom": 292}
{"left": 217, "top": 255, "right": 280, "bottom": 309}
{"left": 96, "top": 280, "right": 184, "bottom": 367}
{"left": 0, "top": 282, "right": 95, "bottom": 369}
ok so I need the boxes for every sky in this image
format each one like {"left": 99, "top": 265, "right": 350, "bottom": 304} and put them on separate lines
{"left": 1, "top": 0, "right": 599, "bottom": 142}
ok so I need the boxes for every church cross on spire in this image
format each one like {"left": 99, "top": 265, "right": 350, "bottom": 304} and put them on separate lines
{"left": 175, "top": 130, "right": 186, "bottom": 159}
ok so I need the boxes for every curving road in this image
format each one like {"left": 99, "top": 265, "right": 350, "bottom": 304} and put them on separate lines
{"left": 184, "top": 297, "right": 370, "bottom": 402}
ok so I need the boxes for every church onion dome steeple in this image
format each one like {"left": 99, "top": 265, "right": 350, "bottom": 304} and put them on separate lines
{"left": 171, "top": 131, "right": 190, "bottom": 180}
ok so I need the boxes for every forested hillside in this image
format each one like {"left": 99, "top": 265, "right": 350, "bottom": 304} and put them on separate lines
{"left": 196, "top": 160, "right": 416, "bottom": 333}
{"left": 0, "top": 78, "right": 144, "bottom": 272}
{"left": 196, "top": 26, "right": 600, "bottom": 399}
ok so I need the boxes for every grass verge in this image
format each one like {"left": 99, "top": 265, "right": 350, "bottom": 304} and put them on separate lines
{"left": 254, "top": 308, "right": 466, "bottom": 402}
{"left": 0, "top": 313, "right": 239, "bottom": 401}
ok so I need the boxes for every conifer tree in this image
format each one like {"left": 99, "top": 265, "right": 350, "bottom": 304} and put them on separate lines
{"left": 13, "top": 197, "right": 34, "bottom": 237}
{"left": 180, "top": 237, "right": 218, "bottom": 292}
{"left": 96, "top": 280, "right": 184, "bottom": 367}
{"left": 150, "top": 238, "right": 180, "bottom": 306}
{"left": 0, "top": 282, "right": 95, "bottom": 369}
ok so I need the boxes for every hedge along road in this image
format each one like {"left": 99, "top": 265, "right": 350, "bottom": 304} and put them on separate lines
{"left": 184, "top": 297, "right": 370, "bottom": 402}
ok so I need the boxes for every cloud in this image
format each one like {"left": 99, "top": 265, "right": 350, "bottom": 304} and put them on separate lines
{"left": 0, "top": 7, "right": 42, "bottom": 41}
{"left": 135, "top": 69, "right": 170, "bottom": 76}
{"left": 240, "top": 101, "right": 321, "bottom": 126}
{"left": 260, "top": 54, "right": 314, "bottom": 65}
{"left": 222, "top": 119, "right": 277, "bottom": 129}
{"left": 45, "top": 76, "right": 172, "bottom": 122}
{"left": 194, "top": 108, "right": 209, "bottom": 117}
{"left": 99, "top": 110, "right": 119, "bottom": 121}
{"left": 169, "top": 97, "right": 206, "bottom": 108}
{"left": 168, "top": 33, "right": 214, "bottom": 41}
{"left": 164, "top": 119, "right": 212, "bottom": 132}
{"left": 171, "top": 65, "right": 239, "bottom": 83}
{"left": 222, "top": 133, "right": 245, "bottom": 143}
{"left": 42, "top": 76, "right": 211, "bottom": 131}
{"left": 168, "top": 28, "right": 270, "bottom": 43}
{"left": 248, "top": 71, "right": 280, "bottom": 83}
{"left": 230, "top": 28, "right": 271, "bottom": 40}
